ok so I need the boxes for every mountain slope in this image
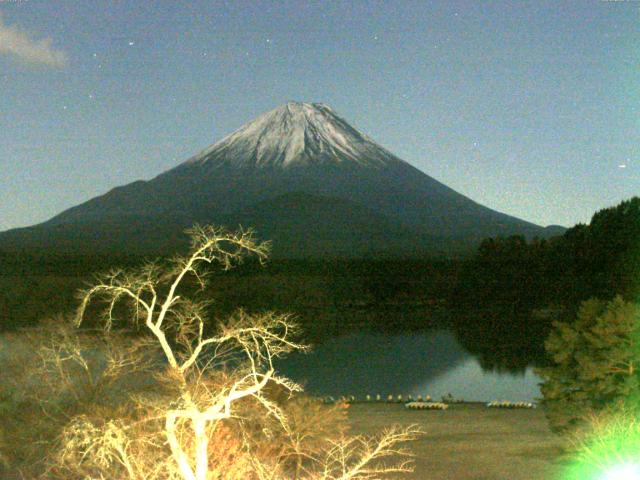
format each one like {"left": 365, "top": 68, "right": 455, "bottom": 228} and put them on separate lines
{"left": 0, "top": 102, "right": 560, "bottom": 257}
{"left": 226, "top": 192, "right": 443, "bottom": 258}
{"left": 0, "top": 192, "right": 445, "bottom": 257}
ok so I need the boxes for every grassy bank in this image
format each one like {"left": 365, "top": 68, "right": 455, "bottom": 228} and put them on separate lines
{"left": 346, "top": 403, "right": 565, "bottom": 480}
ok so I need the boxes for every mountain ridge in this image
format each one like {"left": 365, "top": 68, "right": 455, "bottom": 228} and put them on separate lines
{"left": 0, "top": 102, "right": 563, "bottom": 257}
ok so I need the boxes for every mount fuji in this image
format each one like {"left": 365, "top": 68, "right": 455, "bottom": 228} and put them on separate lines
{"left": 0, "top": 102, "right": 561, "bottom": 257}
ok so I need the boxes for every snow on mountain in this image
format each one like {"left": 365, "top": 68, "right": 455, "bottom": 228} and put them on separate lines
{"left": 182, "top": 101, "right": 401, "bottom": 170}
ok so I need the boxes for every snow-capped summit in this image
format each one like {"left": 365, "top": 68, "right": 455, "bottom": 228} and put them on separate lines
{"left": 184, "top": 101, "right": 401, "bottom": 170}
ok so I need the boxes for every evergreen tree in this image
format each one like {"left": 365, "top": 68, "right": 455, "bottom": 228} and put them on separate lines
{"left": 536, "top": 296, "right": 640, "bottom": 433}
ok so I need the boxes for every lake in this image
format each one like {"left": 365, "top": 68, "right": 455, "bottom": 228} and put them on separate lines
{"left": 277, "top": 330, "right": 542, "bottom": 402}
{"left": 0, "top": 327, "right": 543, "bottom": 403}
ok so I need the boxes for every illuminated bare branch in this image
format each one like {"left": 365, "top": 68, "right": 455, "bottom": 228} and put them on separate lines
{"left": 44, "top": 224, "right": 421, "bottom": 480}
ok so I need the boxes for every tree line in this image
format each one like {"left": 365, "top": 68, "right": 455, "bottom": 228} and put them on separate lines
{"left": 454, "top": 197, "right": 640, "bottom": 312}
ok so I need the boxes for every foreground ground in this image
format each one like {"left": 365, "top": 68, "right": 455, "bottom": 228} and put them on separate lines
{"left": 346, "top": 403, "right": 565, "bottom": 480}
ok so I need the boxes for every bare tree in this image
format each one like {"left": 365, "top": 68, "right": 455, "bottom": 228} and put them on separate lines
{"left": 63, "top": 224, "right": 421, "bottom": 480}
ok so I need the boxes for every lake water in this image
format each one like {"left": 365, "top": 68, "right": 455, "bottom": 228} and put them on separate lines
{"left": 1, "top": 328, "right": 543, "bottom": 403}
{"left": 277, "top": 330, "right": 542, "bottom": 403}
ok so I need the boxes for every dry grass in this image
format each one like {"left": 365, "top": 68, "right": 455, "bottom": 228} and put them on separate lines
{"left": 345, "top": 403, "right": 565, "bottom": 480}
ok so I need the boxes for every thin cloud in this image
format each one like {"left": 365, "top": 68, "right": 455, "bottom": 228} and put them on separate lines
{"left": 0, "top": 14, "right": 67, "bottom": 67}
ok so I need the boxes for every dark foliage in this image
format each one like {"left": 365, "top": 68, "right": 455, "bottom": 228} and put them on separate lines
{"left": 447, "top": 196, "right": 640, "bottom": 370}
{"left": 0, "top": 253, "right": 457, "bottom": 339}
{"left": 453, "top": 197, "right": 640, "bottom": 311}
{"left": 536, "top": 296, "right": 640, "bottom": 433}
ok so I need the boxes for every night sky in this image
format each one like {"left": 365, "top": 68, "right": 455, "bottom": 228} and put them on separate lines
{"left": 1, "top": 0, "right": 638, "bottom": 232}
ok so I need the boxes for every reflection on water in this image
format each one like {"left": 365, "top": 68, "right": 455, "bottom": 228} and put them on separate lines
{"left": 421, "top": 358, "right": 540, "bottom": 402}
{"left": 276, "top": 330, "right": 542, "bottom": 402}
{"left": 1, "top": 327, "right": 544, "bottom": 403}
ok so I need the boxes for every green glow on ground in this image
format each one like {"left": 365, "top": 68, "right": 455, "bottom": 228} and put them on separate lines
{"left": 560, "top": 407, "right": 640, "bottom": 480}
{"left": 602, "top": 463, "right": 640, "bottom": 480}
